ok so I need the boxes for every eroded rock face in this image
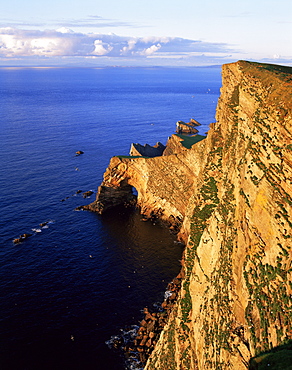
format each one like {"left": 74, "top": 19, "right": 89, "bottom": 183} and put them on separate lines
{"left": 176, "top": 118, "right": 201, "bottom": 134}
{"left": 87, "top": 60, "right": 292, "bottom": 369}
{"left": 85, "top": 138, "right": 206, "bottom": 231}
{"left": 129, "top": 142, "right": 166, "bottom": 157}
{"left": 144, "top": 61, "right": 292, "bottom": 369}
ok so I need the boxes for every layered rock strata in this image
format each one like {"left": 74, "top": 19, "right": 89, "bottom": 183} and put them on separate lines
{"left": 84, "top": 133, "right": 206, "bottom": 230}
{"left": 176, "top": 118, "right": 201, "bottom": 134}
{"left": 87, "top": 61, "right": 292, "bottom": 369}
{"left": 129, "top": 142, "right": 166, "bottom": 157}
{"left": 145, "top": 61, "right": 292, "bottom": 370}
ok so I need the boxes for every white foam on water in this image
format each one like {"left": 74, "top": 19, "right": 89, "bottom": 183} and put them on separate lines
{"left": 106, "top": 325, "right": 144, "bottom": 369}
{"left": 164, "top": 290, "right": 172, "bottom": 299}
{"left": 32, "top": 228, "right": 42, "bottom": 233}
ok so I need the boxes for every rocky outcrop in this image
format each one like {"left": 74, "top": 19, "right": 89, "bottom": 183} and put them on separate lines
{"left": 123, "top": 277, "right": 183, "bottom": 365}
{"left": 75, "top": 150, "right": 84, "bottom": 156}
{"left": 176, "top": 118, "right": 200, "bottom": 134}
{"left": 130, "top": 142, "right": 166, "bottom": 157}
{"left": 87, "top": 61, "right": 292, "bottom": 369}
{"left": 13, "top": 233, "right": 32, "bottom": 244}
{"left": 82, "top": 190, "right": 94, "bottom": 198}
{"left": 84, "top": 133, "right": 207, "bottom": 231}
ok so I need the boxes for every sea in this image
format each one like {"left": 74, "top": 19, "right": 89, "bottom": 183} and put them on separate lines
{"left": 0, "top": 66, "right": 221, "bottom": 370}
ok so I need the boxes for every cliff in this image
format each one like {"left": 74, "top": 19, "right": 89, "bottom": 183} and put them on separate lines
{"left": 129, "top": 142, "right": 166, "bottom": 157}
{"left": 87, "top": 60, "right": 292, "bottom": 369}
{"left": 83, "top": 132, "right": 207, "bottom": 232}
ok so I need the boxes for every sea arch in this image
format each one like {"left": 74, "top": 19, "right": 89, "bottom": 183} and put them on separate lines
{"left": 83, "top": 154, "right": 189, "bottom": 232}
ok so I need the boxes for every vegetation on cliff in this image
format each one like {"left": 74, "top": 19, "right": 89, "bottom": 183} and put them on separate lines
{"left": 175, "top": 134, "right": 206, "bottom": 149}
{"left": 87, "top": 60, "right": 292, "bottom": 369}
{"left": 145, "top": 61, "right": 292, "bottom": 370}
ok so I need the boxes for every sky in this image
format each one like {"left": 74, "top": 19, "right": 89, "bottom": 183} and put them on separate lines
{"left": 0, "top": 0, "right": 291, "bottom": 67}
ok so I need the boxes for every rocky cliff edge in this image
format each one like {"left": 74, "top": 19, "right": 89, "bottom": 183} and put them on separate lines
{"left": 86, "top": 60, "right": 292, "bottom": 369}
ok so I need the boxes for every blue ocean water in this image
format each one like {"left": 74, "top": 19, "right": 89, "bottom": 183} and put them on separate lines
{"left": 0, "top": 67, "right": 221, "bottom": 370}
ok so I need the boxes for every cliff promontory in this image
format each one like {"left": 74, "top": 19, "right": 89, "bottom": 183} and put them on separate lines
{"left": 87, "top": 61, "right": 292, "bottom": 369}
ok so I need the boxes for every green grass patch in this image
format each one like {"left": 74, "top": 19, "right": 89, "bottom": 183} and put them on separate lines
{"left": 240, "top": 60, "right": 292, "bottom": 77}
{"left": 175, "top": 134, "right": 206, "bottom": 149}
{"left": 115, "top": 155, "right": 150, "bottom": 159}
{"left": 249, "top": 341, "right": 292, "bottom": 370}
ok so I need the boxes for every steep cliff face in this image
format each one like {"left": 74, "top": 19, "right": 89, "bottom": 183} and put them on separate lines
{"left": 85, "top": 133, "right": 207, "bottom": 232}
{"left": 87, "top": 60, "right": 292, "bottom": 369}
{"left": 145, "top": 61, "right": 292, "bottom": 369}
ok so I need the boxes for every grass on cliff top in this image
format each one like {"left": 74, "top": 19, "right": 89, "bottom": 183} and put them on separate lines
{"left": 249, "top": 341, "right": 292, "bottom": 370}
{"left": 240, "top": 60, "right": 292, "bottom": 74}
{"left": 115, "top": 155, "right": 150, "bottom": 159}
{"left": 175, "top": 134, "right": 206, "bottom": 149}
{"left": 239, "top": 60, "right": 292, "bottom": 82}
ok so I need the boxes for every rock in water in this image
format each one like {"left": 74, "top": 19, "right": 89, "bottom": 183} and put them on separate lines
{"left": 75, "top": 150, "right": 84, "bottom": 156}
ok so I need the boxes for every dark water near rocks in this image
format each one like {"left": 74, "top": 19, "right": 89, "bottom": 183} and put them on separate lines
{"left": 0, "top": 66, "right": 221, "bottom": 370}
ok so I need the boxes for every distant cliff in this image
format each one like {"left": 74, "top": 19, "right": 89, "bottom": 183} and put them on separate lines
{"left": 86, "top": 61, "right": 292, "bottom": 369}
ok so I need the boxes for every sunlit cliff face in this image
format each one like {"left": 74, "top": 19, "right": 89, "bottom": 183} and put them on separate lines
{"left": 85, "top": 61, "right": 292, "bottom": 369}
{"left": 84, "top": 61, "right": 292, "bottom": 369}
{"left": 142, "top": 61, "right": 292, "bottom": 370}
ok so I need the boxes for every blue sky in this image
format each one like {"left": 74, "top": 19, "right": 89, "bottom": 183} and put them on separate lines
{"left": 1, "top": 0, "right": 291, "bottom": 66}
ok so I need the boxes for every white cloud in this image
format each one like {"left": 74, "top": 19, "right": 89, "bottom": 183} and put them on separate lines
{"left": 140, "top": 36, "right": 170, "bottom": 44}
{"left": 120, "top": 39, "right": 137, "bottom": 55}
{"left": 0, "top": 27, "right": 236, "bottom": 65}
{"left": 56, "top": 27, "right": 74, "bottom": 34}
{"left": 93, "top": 40, "right": 113, "bottom": 55}
{"left": 0, "top": 28, "right": 80, "bottom": 57}
{"left": 139, "top": 43, "right": 161, "bottom": 56}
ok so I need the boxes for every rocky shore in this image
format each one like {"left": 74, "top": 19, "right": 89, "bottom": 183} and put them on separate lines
{"left": 111, "top": 271, "right": 183, "bottom": 367}
{"left": 133, "top": 275, "right": 182, "bottom": 364}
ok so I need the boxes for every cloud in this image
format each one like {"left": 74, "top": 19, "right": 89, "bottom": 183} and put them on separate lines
{"left": 0, "top": 28, "right": 86, "bottom": 57}
{"left": 138, "top": 44, "right": 161, "bottom": 56}
{"left": 0, "top": 27, "right": 236, "bottom": 65}
{"left": 93, "top": 39, "right": 113, "bottom": 55}
{"left": 0, "top": 14, "right": 144, "bottom": 30}
{"left": 56, "top": 15, "right": 145, "bottom": 29}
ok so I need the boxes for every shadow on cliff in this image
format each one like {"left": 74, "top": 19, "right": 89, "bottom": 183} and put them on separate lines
{"left": 249, "top": 341, "right": 292, "bottom": 369}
